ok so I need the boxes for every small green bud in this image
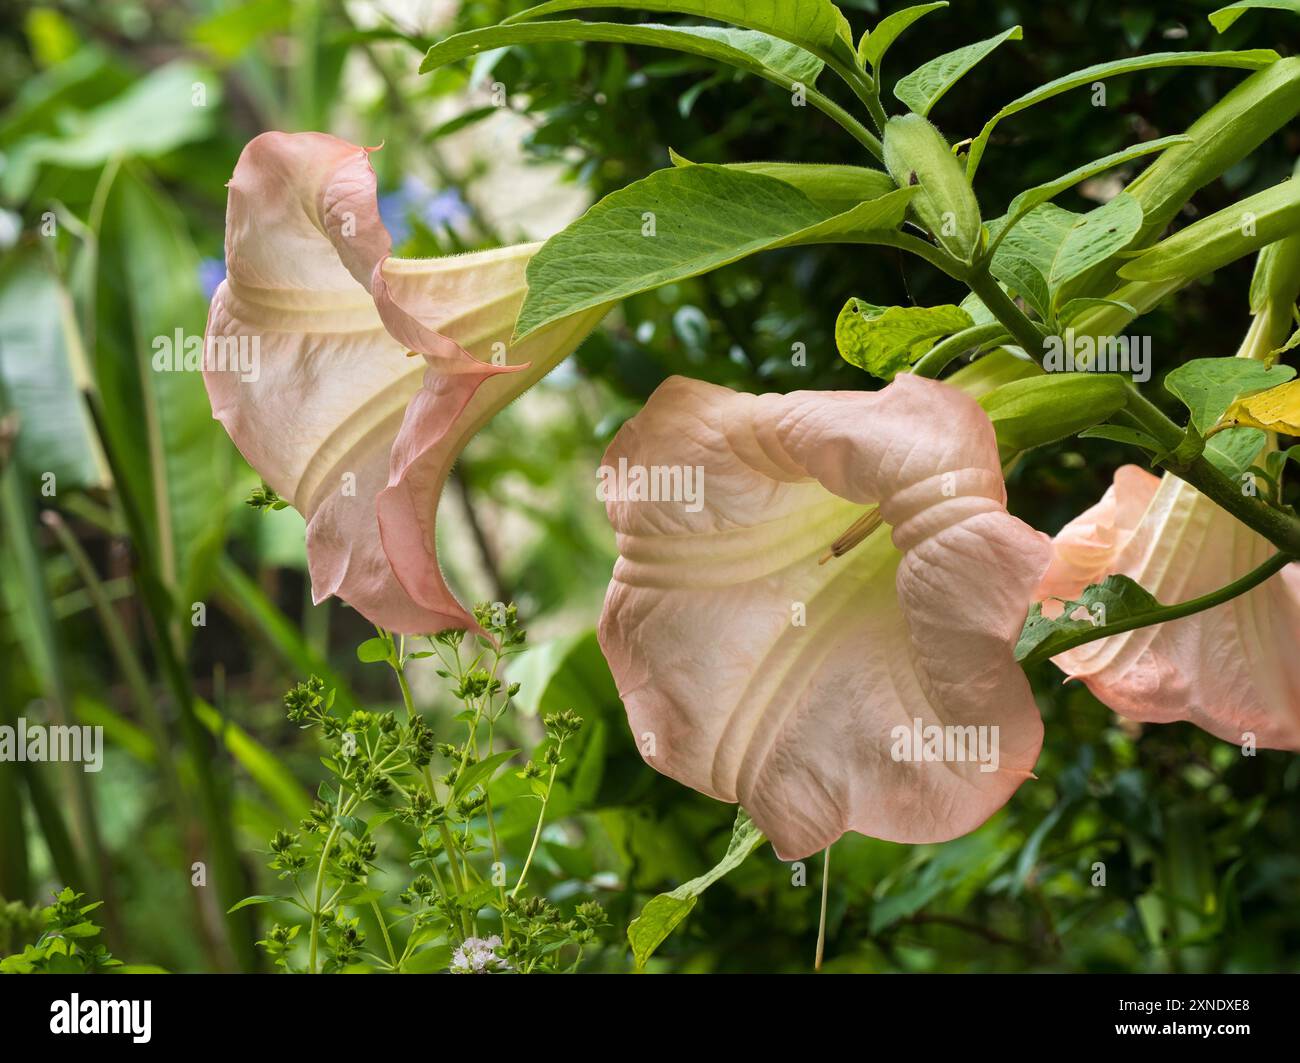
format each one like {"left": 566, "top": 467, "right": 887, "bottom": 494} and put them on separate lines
{"left": 979, "top": 372, "right": 1129, "bottom": 453}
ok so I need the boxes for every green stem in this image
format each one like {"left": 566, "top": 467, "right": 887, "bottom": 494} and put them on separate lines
{"left": 965, "top": 267, "right": 1300, "bottom": 557}
{"left": 966, "top": 267, "right": 1048, "bottom": 357}
{"left": 389, "top": 651, "right": 473, "bottom": 940}
{"left": 437, "top": 822, "right": 472, "bottom": 938}
{"left": 832, "top": 60, "right": 888, "bottom": 135}
{"left": 1025, "top": 551, "right": 1293, "bottom": 666}
{"left": 309, "top": 824, "right": 341, "bottom": 974}
{"left": 512, "top": 760, "right": 559, "bottom": 899}
{"left": 370, "top": 899, "right": 397, "bottom": 969}
{"left": 815, "top": 844, "right": 832, "bottom": 972}
{"left": 913, "top": 323, "right": 1009, "bottom": 378}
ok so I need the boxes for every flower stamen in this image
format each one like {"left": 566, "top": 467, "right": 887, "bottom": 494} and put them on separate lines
{"left": 818, "top": 507, "right": 884, "bottom": 564}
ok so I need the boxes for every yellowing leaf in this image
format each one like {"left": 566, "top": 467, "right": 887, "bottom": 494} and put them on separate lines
{"left": 1215, "top": 379, "right": 1300, "bottom": 435}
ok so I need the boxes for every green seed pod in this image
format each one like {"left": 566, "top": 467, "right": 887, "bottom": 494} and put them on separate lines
{"left": 1125, "top": 56, "right": 1300, "bottom": 245}
{"left": 979, "top": 372, "right": 1129, "bottom": 452}
{"left": 883, "top": 114, "right": 982, "bottom": 262}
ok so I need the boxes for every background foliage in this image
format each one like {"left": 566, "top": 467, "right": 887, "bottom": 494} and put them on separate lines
{"left": 0, "top": 0, "right": 1298, "bottom": 973}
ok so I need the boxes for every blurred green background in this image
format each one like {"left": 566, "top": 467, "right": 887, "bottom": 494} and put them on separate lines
{"left": 0, "top": 0, "right": 1298, "bottom": 973}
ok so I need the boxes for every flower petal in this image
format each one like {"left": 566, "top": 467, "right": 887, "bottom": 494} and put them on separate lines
{"left": 1037, "top": 464, "right": 1161, "bottom": 599}
{"left": 1047, "top": 470, "right": 1300, "bottom": 749}
{"left": 375, "top": 252, "right": 608, "bottom": 625}
{"left": 597, "top": 374, "right": 1051, "bottom": 860}
{"left": 204, "top": 131, "right": 601, "bottom": 633}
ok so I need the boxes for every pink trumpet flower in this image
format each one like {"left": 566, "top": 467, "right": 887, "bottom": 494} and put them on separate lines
{"left": 1038, "top": 398, "right": 1300, "bottom": 747}
{"left": 203, "top": 132, "right": 606, "bottom": 633}
{"left": 596, "top": 373, "right": 1053, "bottom": 860}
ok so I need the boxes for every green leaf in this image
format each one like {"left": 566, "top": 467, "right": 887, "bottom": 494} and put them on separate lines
{"left": 356, "top": 636, "right": 393, "bottom": 663}
{"left": 990, "top": 195, "right": 1143, "bottom": 319}
{"left": 989, "top": 240, "right": 1053, "bottom": 321}
{"left": 964, "top": 50, "right": 1278, "bottom": 179}
{"left": 100, "top": 169, "right": 231, "bottom": 615}
{"left": 859, "top": 3, "right": 948, "bottom": 73}
{"left": 227, "top": 895, "right": 293, "bottom": 913}
{"left": 1267, "top": 325, "right": 1300, "bottom": 366}
{"left": 1209, "top": 1, "right": 1300, "bottom": 32}
{"left": 988, "top": 136, "right": 1190, "bottom": 255}
{"left": 2, "top": 62, "right": 219, "bottom": 199}
{"left": 1017, "top": 575, "right": 1163, "bottom": 666}
{"left": 423, "top": 21, "right": 822, "bottom": 82}
{"left": 893, "top": 25, "right": 1022, "bottom": 117}
{"left": 1057, "top": 297, "right": 1139, "bottom": 325}
{"left": 1119, "top": 177, "right": 1300, "bottom": 283}
{"left": 195, "top": 699, "right": 310, "bottom": 822}
{"left": 882, "top": 113, "right": 981, "bottom": 261}
{"left": 501, "top": 1, "right": 857, "bottom": 69}
{"left": 191, "top": 0, "right": 294, "bottom": 61}
{"left": 627, "top": 808, "right": 766, "bottom": 971}
{"left": 0, "top": 248, "right": 107, "bottom": 491}
{"left": 1078, "top": 424, "right": 1162, "bottom": 451}
{"left": 403, "top": 945, "right": 453, "bottom": 973}
{"left": 514, "top": 165, "right": 913, "bottom": 339}
{"left": 667, "top": 150, "right": 893, "bottom": 213}
{"left": 835, "top": 298, "right": 972, "bottom": 380}
{"left": 335, "top": 815, "right": 366, "bottom": 839}
{"left": 453, "top": 748, "right": 522, "bottom": 797}
{"left": 1205, "top": 427, "right": 1268, "bottom": 479}
{"left": 1047, "top": 194, "right": 1144, "bottom": 289}
{"left": 1163, "top": 357, "right": 1296, "bottom": 433}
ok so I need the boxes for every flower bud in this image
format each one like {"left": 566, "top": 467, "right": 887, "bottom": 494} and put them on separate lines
{"left": 883, "top": 114, "right": 982, "bottom": 262}
{"left": 1126, "top": 57, "right": 1300, "bottom": 245}
{"left": 979, "top": 373, "right": 1129, "bottom": 452}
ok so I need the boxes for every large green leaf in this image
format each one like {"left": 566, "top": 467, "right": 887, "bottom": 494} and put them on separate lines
{"left": 502, "top": 1, "right": 857, "bottom": 68}
{"left": 987, "top": 136, "right": 1191, "bottom": 255}
{"left": 99, "top": 169, "right": 232, "bottom": 611}
{"left": 422, "top": 21, "right": 821, "bottom": 83}
{"left": 1209, "top": 0, "right": 1300, "bottom": 32}
{"left": 1, "top": 61, "right": 219, "bottom": 199}
{"left": 858, "top": 2, "right": 948, "bottom": 74}
{"left": 1163, "top": 358, "right": 1296, "bottom": 434}
{"left": 893, "top": 25, "right": 1022, "bottom": 117}
{"left": 1045, "top": 194, "right": 1143, "bottom": 289}
{"left": 668, "top": 150, "right": 893, "bottom": 212}
{"left": 835, "top": 298, "right": 972, "bottom": 380}
{"left": 514, "top": 164, "right": 914, "bottom": 339}
{"left": 964, "top": 50, "right": 1278, "bottom": 179}
{"left": 0, "top": 248, "right": 107, "bottom": 491}
{"left": 990, "top": 195, "right": 1143, "bottom": 320}
{"left": 626, "top": 808, "right": 766, "bottom": 970}
{"left": 1119, "top": 178, "right": 1300, "bottom": 283}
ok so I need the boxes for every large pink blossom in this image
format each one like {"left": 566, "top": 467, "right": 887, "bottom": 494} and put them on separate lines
{"left": 204, "top": 132, "right": 605, "bottom": 633}
{"left": 597, "top": 373, "right": 1052, "bottom": 860}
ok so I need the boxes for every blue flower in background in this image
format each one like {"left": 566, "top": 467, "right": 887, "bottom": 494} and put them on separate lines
{"left": 378, "top": 177, "right": 470, "bottom": 247}
{"left": 422, "top": 187, "right": 470, "bottom": 231}
{"left": 198, "top": 257, "right": 226, "bottom": 300}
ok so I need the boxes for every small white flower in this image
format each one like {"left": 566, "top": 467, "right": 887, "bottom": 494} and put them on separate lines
{"left": 449, "top": 935, "right": 509, "bottom": 973}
